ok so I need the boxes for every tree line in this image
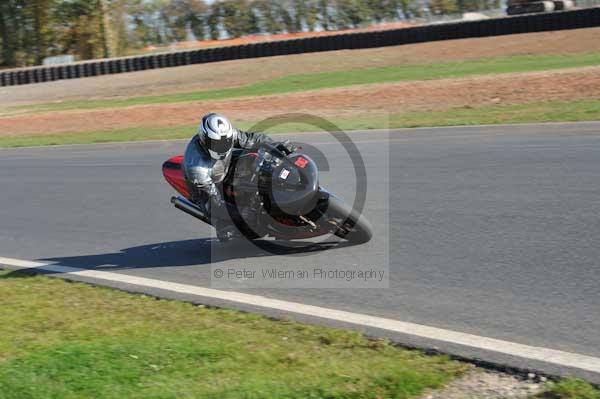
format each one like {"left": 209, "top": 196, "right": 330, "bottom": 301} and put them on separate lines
{"left": 0, "top": 0, "right": 500, "bottom": 68}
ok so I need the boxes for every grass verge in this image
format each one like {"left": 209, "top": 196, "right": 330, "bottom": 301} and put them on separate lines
{"left": 0, "top": 125, "right": 195, "bottom": 148}
{"left": 388, "top": 99, "right": 600, "bottom": 128}
{"left": 534, "top": 379, "right": 600, "bottom": 399}
{"left": 2, "top": 99, "right": 600, "bottom": 148}
{"left": 0, "top": 269, "right": 465, "bottom": 398}
{"left": 13, "top": 52, "right": 600, "bottom": 114}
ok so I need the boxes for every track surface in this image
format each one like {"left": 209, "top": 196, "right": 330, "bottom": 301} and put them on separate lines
{"left": 1, "top": 122, "right": 599, "bottom": 380}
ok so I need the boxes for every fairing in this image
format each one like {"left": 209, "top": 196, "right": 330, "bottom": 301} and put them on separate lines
{"left": 162, "top": 155, "right": 190, "bottom": 199}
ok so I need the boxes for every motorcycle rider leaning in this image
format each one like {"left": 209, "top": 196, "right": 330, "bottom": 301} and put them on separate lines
{"left": 183, "top": 113, "right": 293, "bottom": 242}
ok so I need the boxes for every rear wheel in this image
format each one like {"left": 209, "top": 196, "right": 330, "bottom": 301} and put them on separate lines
{"left": 322, "top": 195, "right": 373, "bottom": 244}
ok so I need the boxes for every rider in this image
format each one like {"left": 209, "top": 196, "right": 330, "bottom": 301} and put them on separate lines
{"left": 183, "top": 113, "right": 292, "bottom": 241}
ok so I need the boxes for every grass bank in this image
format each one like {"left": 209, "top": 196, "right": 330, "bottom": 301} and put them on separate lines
{"left": 13, "top": 52, "right": 600, "bottom": 114}
{"left": 535, "top": 379, "right": 600, "bottom": 399}
{"left": 0, "top": 125, "right": 194, "bottom": 148}
{"left": 0, "top": 269, "right": 465, "bottom": 398}
{"left": 2, "top": 99, "right": 600, "bottom": 148}
{"left": 1, "top": 270, "right": 598, "bottom": 399}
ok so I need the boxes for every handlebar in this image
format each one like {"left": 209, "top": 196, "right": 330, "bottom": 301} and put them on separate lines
{"left": 251, "top": 143, "right": 284, "bottom": 182}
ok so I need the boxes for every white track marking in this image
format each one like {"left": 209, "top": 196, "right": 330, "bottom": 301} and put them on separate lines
{"left": 1, "top": 255, "right": 599, "bottom": 374}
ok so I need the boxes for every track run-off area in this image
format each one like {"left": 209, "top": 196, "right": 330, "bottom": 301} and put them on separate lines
{"left": 1, "top": 122, "right": 599, "bottom": 382}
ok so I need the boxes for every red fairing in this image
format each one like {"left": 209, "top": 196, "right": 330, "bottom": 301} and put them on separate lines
{"left": 162, "top": 155, "right": 191, "bottom": 199}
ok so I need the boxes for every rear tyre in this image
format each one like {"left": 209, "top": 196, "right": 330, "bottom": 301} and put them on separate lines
{"left": 323, "top": 195, "right": 373, "bottom": 244}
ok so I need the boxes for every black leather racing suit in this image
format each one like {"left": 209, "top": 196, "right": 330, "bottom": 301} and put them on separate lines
{"left": 183, "top": 129, "right": 273, "bottom": 229}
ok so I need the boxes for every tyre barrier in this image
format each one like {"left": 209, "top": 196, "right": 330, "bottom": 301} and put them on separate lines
{"left": 1, "top": 7, "right": 599, "bottom": 87}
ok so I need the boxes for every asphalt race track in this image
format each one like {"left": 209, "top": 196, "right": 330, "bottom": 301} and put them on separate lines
{"left": 1, "top": 122, "right": 599, "bottom": 381}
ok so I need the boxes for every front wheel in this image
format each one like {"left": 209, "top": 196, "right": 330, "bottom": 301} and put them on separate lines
{"left": 321, "top": 195, "right": 373, "bottom": 245}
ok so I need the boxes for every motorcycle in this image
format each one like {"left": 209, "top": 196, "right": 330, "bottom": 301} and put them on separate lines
{"left": 162, "top": 142, "right": 372, "bottom": 244}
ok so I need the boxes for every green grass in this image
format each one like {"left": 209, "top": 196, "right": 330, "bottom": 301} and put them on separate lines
{"left": 534, "top": 379, "right": 600, "bottom": 399}
{"left": 3, "top": 99, "right": 600, "bottom": 148}
{"left": 0, "top": 269, "right": 465, "bottom": 398}
{"left": 389, "top": 99, "right": 600, "bottom": 128}
{"left": 0, "top": 125, "right": 195, "bottom": 148}
{"left": 14, "top": 52, "right": 600, "bottom": 114}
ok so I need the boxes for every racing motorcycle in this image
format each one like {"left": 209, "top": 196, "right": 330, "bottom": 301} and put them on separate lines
{"left": 162, "top": 142, "right": 372, "bottom": 244}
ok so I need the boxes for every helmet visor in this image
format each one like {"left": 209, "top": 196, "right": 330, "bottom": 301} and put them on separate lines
{"left": 206, "top": 135, "right": 233, "bottom": 157}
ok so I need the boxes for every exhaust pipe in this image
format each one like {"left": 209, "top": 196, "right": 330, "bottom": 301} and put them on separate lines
{"left": 171, "top": 196, "right": 212, "bottom": 225}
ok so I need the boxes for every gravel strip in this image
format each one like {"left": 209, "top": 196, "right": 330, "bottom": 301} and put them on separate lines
{"left": 421, "top": 368, "right": 547, "bottom": 399}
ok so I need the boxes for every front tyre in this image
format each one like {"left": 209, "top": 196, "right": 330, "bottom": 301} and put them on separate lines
{"left": 323, "top": 195, "right": 373, "bottom": 245}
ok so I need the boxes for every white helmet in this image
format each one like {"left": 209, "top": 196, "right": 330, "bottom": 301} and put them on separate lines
{"left": 198, "top": 113, "right": 235, "bottom": 160}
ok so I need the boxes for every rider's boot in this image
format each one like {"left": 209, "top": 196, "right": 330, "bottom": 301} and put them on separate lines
{"left": 216, "top": 221, "right": 238, "bottom": 243}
